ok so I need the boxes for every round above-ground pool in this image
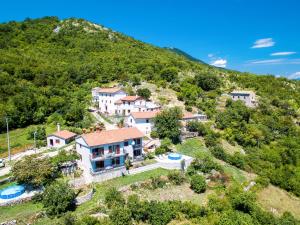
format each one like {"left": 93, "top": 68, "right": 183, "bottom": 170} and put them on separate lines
{"left": 0, "top": 185, "right": 25, "bottom": 199}
{"left": 168, "top": 153, "right": 182, "bottom": 160}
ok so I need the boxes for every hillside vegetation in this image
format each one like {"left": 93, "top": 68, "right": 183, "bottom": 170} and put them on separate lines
{"left": 1, "top": 17, "right": 300, "bottom": 198}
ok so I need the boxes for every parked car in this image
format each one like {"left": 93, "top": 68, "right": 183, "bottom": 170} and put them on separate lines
{"left": 0, "top": 158, "right": 5, "bottom": 168}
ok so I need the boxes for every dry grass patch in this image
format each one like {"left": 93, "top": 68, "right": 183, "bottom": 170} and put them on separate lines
{"left": 123, "top": 182, "right": 213, "bottom": 205}
{"left": 257, "top": 185, "right": 300, "bottom": 219}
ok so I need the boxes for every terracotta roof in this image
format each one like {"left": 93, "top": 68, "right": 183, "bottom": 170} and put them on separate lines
{"left": 114, "top": 99, "right": 122, "bottom": 105}
{"left": 182, "top": 112, "right": 198, "bottom": 119}
{"left": 50, "top": 130, "right": 77, "bottom": 140}
{"left": 120, "top": 96, "right": 142, "bottom": 102}
{"left": 131, "top": 111, "right": 160, "bottom": 119}
{"left": 97, "top": 87, "right": 122, "bottom": 94}
{"left": 80, "top": 127, "right": 144, "bottom": 147}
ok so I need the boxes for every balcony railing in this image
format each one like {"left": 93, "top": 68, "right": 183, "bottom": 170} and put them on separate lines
{"left": 89, "top": 151, "right": 125, "bottom": 161}
{"left": 90, "top": 165, "right": 125, "bottom": 175}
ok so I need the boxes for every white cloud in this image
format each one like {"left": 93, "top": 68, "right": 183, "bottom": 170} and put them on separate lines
{"left": 249, "top": 59, "right": 284, "bottom": 65}
{"left": 211, "top": 59, "right": 227, "bottom": 68}
{"left": 271, "top": 52, "right": 296, "bottom": 56}
{"left": 288, "top": 72, "right": 300, "bottom": 80}
{"left": 251, "top": 38, "right": 275, "bottom": 48}
{"left": 208, "top": 53, "right": 214, "bottom": 58}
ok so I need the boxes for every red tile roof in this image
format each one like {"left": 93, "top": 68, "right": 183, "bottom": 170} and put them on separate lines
{"left": 97, "top": 87, "right": 122, "bottom": 94}
{"left": 182, "top": 112, "right": 198, "bottom": 119}
{"left": 131, "top": 111, "right": 160, "bottom": 119}
{"left": 81, "top": 127, "right": 144, "bottom": 147}
{"left": 50, "top": 130, "right": 77, "bottom": 140}
{"left": 120, "top": 96, "right": 142, "bottom": 102}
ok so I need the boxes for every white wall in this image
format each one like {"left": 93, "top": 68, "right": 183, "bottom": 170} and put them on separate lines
{"left": 47, "top": 136, "right": 66, "bottom": 148}
{"left": 98, "top": 91, "right": 127, "bottom": 114}
{"left": 126, "top": 116, "right": 154, "bottom": 135}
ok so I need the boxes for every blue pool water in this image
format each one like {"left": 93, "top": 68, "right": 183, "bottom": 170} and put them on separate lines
{"left": 0, "top": 185, "right": 25, "bottom": 199}
{"left": 168, "top": 153, "right": 182, "bottom": 160}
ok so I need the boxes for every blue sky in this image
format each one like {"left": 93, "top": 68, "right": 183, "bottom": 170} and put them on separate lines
{"left": 1, "top": 0, "right": 300, "bottom": 78}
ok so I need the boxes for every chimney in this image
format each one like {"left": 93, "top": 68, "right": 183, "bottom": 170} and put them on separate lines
{"left": 57, "top": 123, "right": 61, "bottom": 132}
{"left": 82, "top": 128, "right": 87, "bottom": 134}
{"left": 89, "top": 127, "right": 94, "bottom": 133}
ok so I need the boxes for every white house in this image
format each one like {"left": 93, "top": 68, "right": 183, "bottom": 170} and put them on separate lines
{"left": 115, "top": 96, "right": 160, "bottom": 116}
{"left": 126, "top": 111, "right": 160, "bottom": 135}
{"left": 92, "top": 87, "right": 127, "bottom": 114}
{"left": 230, "top": 90, "right": 257, "bottom": 107}
{"left": 47, "top": 130, "right": 77, "bottom": 148}
{"left": 75, "top": 127, "right": 144, "bottom": 175}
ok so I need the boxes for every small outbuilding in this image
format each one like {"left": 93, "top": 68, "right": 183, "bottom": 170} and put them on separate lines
{"left": 47, "top": 130, "right": 77, "bottom": 148}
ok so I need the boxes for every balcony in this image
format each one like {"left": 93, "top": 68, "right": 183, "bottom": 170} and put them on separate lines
{"left": 89, "top": 151, "right": 125, "bottom": 161}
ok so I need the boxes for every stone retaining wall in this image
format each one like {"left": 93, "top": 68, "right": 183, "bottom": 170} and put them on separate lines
{"left": 75, "top": 189, "right": 94, "bottom": 205}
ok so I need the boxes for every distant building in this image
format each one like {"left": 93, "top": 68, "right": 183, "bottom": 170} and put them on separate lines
{"left": 75, "top": 127, "right": 144, "bottom": 175}
{"left": 230, "top": 90, "right": 257, "bottom": 107}
{"left": 47, "top": 130, "right": 77, "bottom": 148}
{"left": 126, "top": 111, "right": 160, "bottom": 135}
{"left": 180, "top": 112, "right": 208, "bottom": 130}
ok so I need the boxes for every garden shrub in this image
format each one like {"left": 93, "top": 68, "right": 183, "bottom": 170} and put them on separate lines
{"left": 167, "top": 170, "right": 185, "bottom": 185}
{"left": 104, "top": 187, "right": 125, "bottom": 208}
{"left": 190, "top": 174, "right": 207, "bottom": 193}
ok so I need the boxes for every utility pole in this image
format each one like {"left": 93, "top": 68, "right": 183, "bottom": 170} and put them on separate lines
{"left": 34, "top": 130, "right": 37, "bottom": 154}
{"left": 5, "top": 117, "right": 11, "bottom": 162}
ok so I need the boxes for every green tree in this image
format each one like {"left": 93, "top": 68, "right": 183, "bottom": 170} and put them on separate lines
{"left": 154, "top": 107, "right": 182, "bottom": 143}
{"left": 160, "top": 67, "right": 178, "bottom": 82}
{"left": 42, "top": 180, "right": 76, "bottom": 216}
{"left": 109, "top": 206, "right": 132, "bottom": 225}
{"left": 137, "top": 88, "right": 151, "bottom": 100}
{"left": 195, "top": 73, "right": 221, "bottom": 91}
{"left": 11, "top": 155, "right": 56, "bottom": 187}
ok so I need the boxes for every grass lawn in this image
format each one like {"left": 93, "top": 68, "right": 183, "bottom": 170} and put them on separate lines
{"left": 176, "top": 138, "right": 208, "bottom": 157}
{"left": 257, "top": 185, "right": 300, "bottom": 220}
{"left": 0, "top": 168, "right": 168, "bottom": 224}
{"left": 222, "top": 164, "right": 246, "bottom": 183}
{"left": 0, "top": 124, "right": 58, "bottom": 158}
{"left": 221, "top": 139, "right": 244, "bottom": 155}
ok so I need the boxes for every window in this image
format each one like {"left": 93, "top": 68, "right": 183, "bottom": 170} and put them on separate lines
{"left": 128, "top": 110, "right": 131, "bottom": 113}
{"left": 95, "top": 161, "right": 104, "bottom": 169}
{"left": 146, "top": 119, "right": 149, "bottom": 123}
{"left": 109, "top": 145, "right": 120, "bottom": 153}
{"left": 55, "top": 139, "right": 60, "bottom": 144}
{"left": 134, "top": 138, "right": 141, "bottom": 145}
{"left": 93, "top": 147, "right": 104, "bottom": 156}
{"left": 134, "top": 149, "right": 141, "bottom": 157}
{"left": 124, "top": 141, "right": 129, "bottom": 146}
{"left": 112, "top": 157, "right": 120, "bottom": 166}
{"left": 130, "top": 119, "right": 133, "bottom": 123}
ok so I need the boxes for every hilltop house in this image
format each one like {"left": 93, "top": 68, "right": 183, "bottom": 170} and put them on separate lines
{"left": 126, "top": 111, "right": 160, "bottom": 135}
{"left": 92, "top": 87, "right": 160, "bottom": 116}
{"left": 92, "top": 87, "right": 127, "bottom": 114}
{"left": 115, "top": 96, "right": 160, "bottom": 116}
{"left": 75, "top": 127, "right": 144, "bottom": 174}
{"left": 230, "top": 90, "right": 257, "bottom": 107}
{"left": 47, "top": 130, "right": 77, "bottom": 148}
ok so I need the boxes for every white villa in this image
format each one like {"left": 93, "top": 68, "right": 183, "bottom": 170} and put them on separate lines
{"left": 47, "top": 130, "right": 77, "bottom": 148}
{"left": 126, "top": 111, "right": 160, "bottom": 135}
{"left": 92, "top": 87, "right": 160, "bottom": 116}
{"left": 75, "top": 127, "right": 144, "bottom": 175}
{"left": 230, "top": 90, "right": 257, "bottom": 107}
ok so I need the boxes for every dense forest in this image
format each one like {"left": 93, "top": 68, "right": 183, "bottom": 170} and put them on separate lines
{"left": 1, "top": 17, "right": 300, "bottom": 198}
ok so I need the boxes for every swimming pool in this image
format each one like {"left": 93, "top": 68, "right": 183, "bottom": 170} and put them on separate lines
{"left": 168, "top": 153, "right": 182, "bottom": 160}
{"left": 0, "top": 185, "right": 25, "bottom": 199}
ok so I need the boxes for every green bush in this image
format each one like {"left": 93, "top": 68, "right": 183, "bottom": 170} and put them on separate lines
{"left": 146, "top": 201, "right": 174, "bottom": 225}
{"left": 167, "top": 170, "right": 185, "bottom": 185}
{"left": 190, "top": 174, "right": 207, "bottom": 193}
{"left": 109, "top": 206, "right": 132, "bottom": 225}
{"left": 210, "top": 145, "right": 227, "bottom": 161}
{"left": 150, "top": 176, "right": 167, "bottom": 189}
{"left": 42, "top": 181, "right": 76, "bottom": 216}
{"left": 137, "top": 88, "right": 151, "bottom": 100}
{"left": 104, "top": 187, "right": 125, "bottom": 208}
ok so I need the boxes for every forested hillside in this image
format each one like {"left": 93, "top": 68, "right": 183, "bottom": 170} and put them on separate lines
{"left": 1, "top": 17, "right": 300, "bottom": 197}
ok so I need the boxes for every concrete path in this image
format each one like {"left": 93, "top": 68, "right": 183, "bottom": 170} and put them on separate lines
{"left": 90, "top": 111, "right": 117, "bottom": 130}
